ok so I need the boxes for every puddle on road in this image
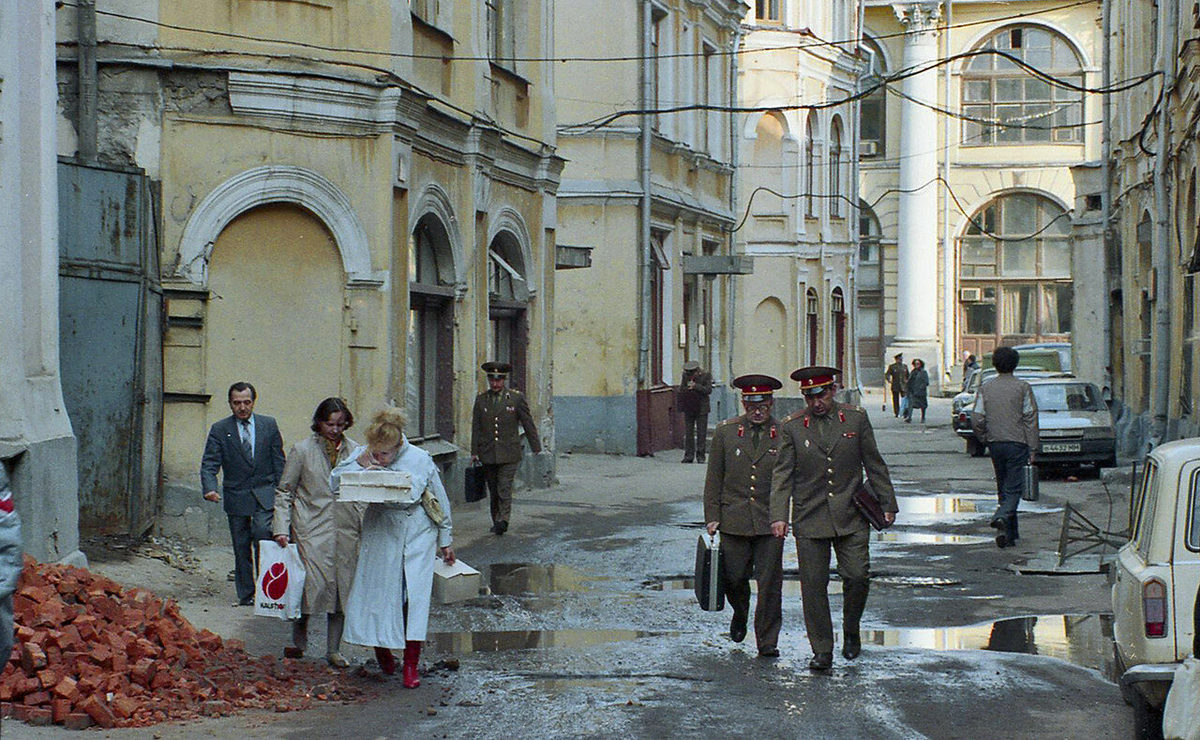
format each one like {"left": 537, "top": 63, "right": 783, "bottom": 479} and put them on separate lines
{"left": 865, "top": 613, "right": 1115, "bottom": 676}
{"left": 872, "top": 531, "right": 991, "bottom": 545}
{"left": 653, "top": 577, "right": 844, "bottom": 596}
{"left": 896, "top": 494, "right": 1060, "bottom": 522}
{"left": 428, "top": 629, "right": 669, "bottom": 654}
{"left": 486, "top": 563, "right": 608, "bottom": 596}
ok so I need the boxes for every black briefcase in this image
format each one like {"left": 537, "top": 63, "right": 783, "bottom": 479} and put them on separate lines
{"left": 464, "top": 463, "right": 487, "bottom": 503}
{"left": 694, "top": 533, "right": 725, "bottom": 611}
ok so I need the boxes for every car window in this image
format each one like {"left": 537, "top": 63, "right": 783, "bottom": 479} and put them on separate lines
{"left": 1133, "top": 459, "right": 1158, "bottom": 560}
{"left": 1032, "top": 383, "right": 1105, "bottom": 412}
{"left": 1188, "top": 468, "right": 1200, "bottom": 553}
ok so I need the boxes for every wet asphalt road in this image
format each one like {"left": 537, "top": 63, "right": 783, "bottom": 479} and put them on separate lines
{"left": 9, "top": 391, "right": 1135, "bottom": 739}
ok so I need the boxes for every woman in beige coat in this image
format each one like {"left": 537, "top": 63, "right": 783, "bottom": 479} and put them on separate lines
{"left": 273, "top": 397, "right": 364, "bottom": 667}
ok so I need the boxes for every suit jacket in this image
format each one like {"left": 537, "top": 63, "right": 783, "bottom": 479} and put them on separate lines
{"left": 704, "top": 414, "right": 780, "bottom": 537}
{"left": 201, "top": 413, "right": 286, "bottom": 516}
{"left": 471, "top": 388, "right": 541, "bottom": 465}
{"left": 769, "top": 403, "right": 898, "bottom": 538}
{"left": 677, "top": 369, "right": 713, "bottom": 415}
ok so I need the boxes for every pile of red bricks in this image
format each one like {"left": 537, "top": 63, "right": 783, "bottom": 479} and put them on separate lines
{"left": 1, "top": 556, "right": 375, "bottom": 729}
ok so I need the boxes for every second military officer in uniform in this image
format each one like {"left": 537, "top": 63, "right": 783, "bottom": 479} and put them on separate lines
{"left": 471, "top": 361, "right": 542, "bottom": 535}
{"left": 770, "top": 366, "right": 898, "bottom": 671}
{"left": 704, "top": 374, "right": 785, "bottom": 657}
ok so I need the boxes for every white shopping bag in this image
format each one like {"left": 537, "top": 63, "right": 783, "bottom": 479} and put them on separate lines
{"left": 254, "top": 541, "right": 306, "bottom": 620}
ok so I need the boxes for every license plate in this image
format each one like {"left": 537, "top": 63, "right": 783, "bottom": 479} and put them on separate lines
{"left": 1042, "top": 443, "right": 1081, "bottom": 453}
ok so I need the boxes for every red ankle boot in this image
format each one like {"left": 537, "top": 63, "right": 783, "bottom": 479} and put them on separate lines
{"left": 373, "top": 646, "right": 396, "bottom": 675}
{"left": 402, "top": 640, "right": 421, "bottom": 688}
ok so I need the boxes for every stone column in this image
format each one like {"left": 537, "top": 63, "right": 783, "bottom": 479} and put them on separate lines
{"left": 887, "top": 2, "right": 944, "bottom": 391}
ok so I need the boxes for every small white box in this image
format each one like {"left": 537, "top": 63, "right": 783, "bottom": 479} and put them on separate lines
{"left": 432, "top": 559, "right": 482, "bottom": 604}
{"left": 338, "top": 469, "right": 414, "bottom": 503}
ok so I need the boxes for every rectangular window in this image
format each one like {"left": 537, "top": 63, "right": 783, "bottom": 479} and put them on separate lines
{"left": 1133, "top": 460, "right": 1158, "bottom": 559}
{"left": 651, "top": 12, "right": 664, "bottom": 131}
{"left": 700, "top": 44, "right": 714, "bottom": 154}
{"left": 964, "top": 287, "right": 997, "bottom": 334}
{"left": 1001, "top": 285, "right": 1036, "bottom": 335}
{"left": 755, "top": 0, "right": 781, "bottom": 22}
{"left": 488, "top": 0, "right": 516, "bottom": 68}
{"left": 1188, "top": 469, "right": 1200, "bottom": 552}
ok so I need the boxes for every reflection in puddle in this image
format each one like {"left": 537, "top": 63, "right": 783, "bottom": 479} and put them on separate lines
{"left": 653, "top": 577, "right": 843, "bottom": 596}
{"left": 429, "top": 629, "right": 666, "bottom": 654}
{"left": 872, "top": 531, "right": 991, "bottom": 545}
{"left": 873, "top": 575, "right": 961, "bottom": 587}
{"left": 896, "top": 494, "right": 1060, "bottom": 522}
{"left": 487, "top": 563, "right": 604, "bottom": 596}
{"left": 866, "top": 614, "right": 1115, "bottom": 675}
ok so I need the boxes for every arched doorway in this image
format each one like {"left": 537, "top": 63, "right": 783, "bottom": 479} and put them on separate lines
{"left": 206, "top": 203, "right": 344, "bottom": 447}
{"left": 408, "top": 214, "right": 457, "bottom": 440}
{"left": 488, "top": 230, "right": 530, "bottom": 391}
{"left": 831, "top": 287, "right": 846, "bottom": 376}
{"left": 753, "top": 297, "right": 787, "bottom": 381}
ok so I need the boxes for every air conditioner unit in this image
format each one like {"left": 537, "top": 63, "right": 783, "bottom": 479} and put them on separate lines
{"left": 959, "top": 287, "right": 982, "bottom": 302}
{"left": 861, "top": 140, "right": 879, "bottom": 157}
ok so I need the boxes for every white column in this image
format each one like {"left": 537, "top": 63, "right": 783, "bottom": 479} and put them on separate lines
{"left": 887, "top": 2, "right": 944, "bottom": 388}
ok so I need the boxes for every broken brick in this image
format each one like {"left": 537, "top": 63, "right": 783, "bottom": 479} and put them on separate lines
{"left": 19, "top": 643, "right": 46, "bottom": 676}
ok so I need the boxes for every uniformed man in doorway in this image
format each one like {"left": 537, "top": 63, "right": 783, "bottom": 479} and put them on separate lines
{"left": 770, "top": 366, "right": 898, "bottom": 671}
{"left": 704, "top": 374, "right": 786, "bottom": 657}
{"left": 471, "top": 361, "right": 542, "bottom": 535}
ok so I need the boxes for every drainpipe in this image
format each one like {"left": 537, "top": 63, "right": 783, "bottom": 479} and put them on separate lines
{"left": 1100, "top": 0, "right": 1112, "bottom": 393}
{"left": 638, "top": 0, "right": 653, "bottom": 386}
{"left": 941, "top": 1, "right": 954, "bottom": 385}
{"left": 850, "top": 5, "right": 865, "bottom": 399}
{"left": 727, "top": 22, "right": 743, "bottom": 386}
{"left": 1150, "top": 0, "right": 1178, "bottom": 445}
{"left": 77, "top": 0, "right": 98, "bottom": 161}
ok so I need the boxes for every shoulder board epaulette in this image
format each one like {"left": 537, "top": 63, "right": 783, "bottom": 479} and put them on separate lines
{"left": 783, "top": 410, "right": 805, "bottom": 423}
{"left": 717, "top": 417, "right": 740, "bottom": 428}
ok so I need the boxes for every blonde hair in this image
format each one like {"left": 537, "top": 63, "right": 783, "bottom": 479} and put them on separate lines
{"left": 365, "top": 407, "right": 406, "bottom": 450}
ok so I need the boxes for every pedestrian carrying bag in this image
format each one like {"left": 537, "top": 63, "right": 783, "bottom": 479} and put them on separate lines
{"left": 1021, "top": 463, "right": 1040, "bottom": 502}
{"left": 464, "top": 462, "right": 487, "bottom": 503}
{"left": 694, "top": 532, "right": 725, "bottom": 611}
{"left": 254, "top": 541, "right": 306, "bottom": 620}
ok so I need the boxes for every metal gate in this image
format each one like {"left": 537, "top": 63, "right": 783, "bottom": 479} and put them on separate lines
{"left": 58, "top": 160, "right": 162, "bottom": 536}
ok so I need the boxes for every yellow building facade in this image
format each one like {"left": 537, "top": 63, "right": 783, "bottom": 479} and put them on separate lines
{"left": 56, "top": 1, "right": 562, "bottom": 538}
{"left": 859, "top": 0, "right": 1104, "bottom": 393}
{"left": 553, "top": 0, "right": 749, "bottom": 455}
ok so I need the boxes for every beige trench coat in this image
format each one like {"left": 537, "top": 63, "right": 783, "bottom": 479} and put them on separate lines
{"left": 273, "top": 434, "right": 365, "bottom": 615}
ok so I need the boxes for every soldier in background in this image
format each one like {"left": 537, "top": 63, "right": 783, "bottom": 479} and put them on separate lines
{"left": 770, "top": 366, "right": 898, "bottom": 672}
{"left": 704, "top": 374, "right": 785, "bottom": 658}
{"left": 677, "top": 360, "right": 713, "bottom": 463}
{"left": 471, "top": 361, "right": 542, "bottom": 535}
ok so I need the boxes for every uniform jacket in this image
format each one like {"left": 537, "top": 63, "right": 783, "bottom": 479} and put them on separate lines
{"left": 201, "top": 413, "right": 286, "bottom": 516}
{"left": 677, "top": 369, "right": 713, "bottom": 415}
{"left": 884, "top": 361, "right": 909, "bottom": 393}
{"left": 770, "top": 404, "right": 898, "bottom": 538}
{"left": 273, "top": 434, "right": 365, "bottom": 614}
{"left": 704, "top": 414, "right": 780, "bottom": 537}
{"left": 471, "top": 388, "right": 541, "bottom": 465}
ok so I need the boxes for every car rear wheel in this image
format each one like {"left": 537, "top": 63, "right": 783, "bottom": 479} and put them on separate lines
{"left": 1131, "top": 690, "right": 1164, "bottom": 740}
{"left": 966, "top": 437, "right": 985, "bottom": 457}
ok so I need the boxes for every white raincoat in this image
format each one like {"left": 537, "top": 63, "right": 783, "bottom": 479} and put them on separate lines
{"left": 331, "top": 437, "right": 453, "bottom": 647}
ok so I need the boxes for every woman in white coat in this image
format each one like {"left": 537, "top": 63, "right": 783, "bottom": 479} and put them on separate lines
{"left": 331, "top": 407, "right": 454, "bottom": 688}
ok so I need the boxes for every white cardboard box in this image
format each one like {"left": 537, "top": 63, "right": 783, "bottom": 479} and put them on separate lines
{"left": 338, "top": 469, "right": 413, "bottom": 503}
{"left": 432, "top": 559, "right": 481, "bottom": 604}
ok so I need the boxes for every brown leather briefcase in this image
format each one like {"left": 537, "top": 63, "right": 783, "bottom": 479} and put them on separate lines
{"left": 853, "top": 480, "right": 889, "bottom": 531}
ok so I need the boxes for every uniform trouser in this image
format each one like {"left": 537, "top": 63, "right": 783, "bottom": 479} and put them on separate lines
{"left": 229, "top": 507, "right": 273, "bottom": 602}
{"left": 483, "top": 461, "right": 519, "bottom": 524}
{"left": 683, "top": 412, "right": 708, "bottom": 461}
{"left": 989, "top": 441, "right": 1028, "bottom": 541}
{"left": 795, "top": 528, "right": 871, "bottom": 654}
{"left": 721, "top": 533, "right": 784, "bottom": 652}
{"left": 890, "top": 388, "right": 902, "bottom": 416}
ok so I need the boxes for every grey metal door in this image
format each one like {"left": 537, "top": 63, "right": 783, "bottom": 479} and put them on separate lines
{"left": 58, "top": 161, "right": 162, "bottom": 535}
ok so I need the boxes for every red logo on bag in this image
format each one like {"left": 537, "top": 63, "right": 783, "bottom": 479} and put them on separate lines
{"left": 261, "top": 562, "right": 289, "bottom": 600}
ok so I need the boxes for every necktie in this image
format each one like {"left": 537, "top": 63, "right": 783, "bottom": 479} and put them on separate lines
{"left": 751, "top": 425, "right": 763, "bottom": 450}
{"left": 240, "top": 420, "right": 252, "bottom": 457}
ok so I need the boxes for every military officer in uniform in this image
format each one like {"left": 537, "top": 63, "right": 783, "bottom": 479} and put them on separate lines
{"left": 770, "top": 366, "right": 898, "bottom": 671}
{"left": 471, "top": 361, "right": 542, "bottom": 535}
{"left": 704, "top": 374, "right": 785, "bottom": 657}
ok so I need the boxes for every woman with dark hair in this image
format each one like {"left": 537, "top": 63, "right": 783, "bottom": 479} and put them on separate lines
{"left": 332, "top": 407, "right": 454, "bottom": 688}
{"left": 904, "top": 358, "right": 930, "bottom": 423}
{"left": 272, "top": 397, "right": 364, "bottom": 667}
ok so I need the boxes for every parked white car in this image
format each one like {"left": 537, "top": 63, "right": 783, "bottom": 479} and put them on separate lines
{"left": 1110, "top": 438, "right": 1200, "bottom": 739}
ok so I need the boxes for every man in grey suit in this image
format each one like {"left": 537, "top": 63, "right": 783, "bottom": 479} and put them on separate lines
{"left": 202, "top": 382, "right": 286, "bottom": 606}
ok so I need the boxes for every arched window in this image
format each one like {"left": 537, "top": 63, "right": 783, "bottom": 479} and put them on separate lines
{"left": 805, "top": 112, "right": 818, "bottom": 218}
{"left": 957, "top": 192, "right": 1072, "bottom": 356}
{"left": 408, "top": 215, "right": 457, "bottom": 440}
{"left": 805, "top": 287, "right": 819, "bottom": 361}
{"left": 831, "top": 287, "right": 846, "bottom": 374}
{"left": 859, "top": 36, "right": 887, "bottom": 159}
{"left": 488, "top": 230, "right": 529, "bottom": 390}
{"left": 962, "top": 25, "right": 1083, "bottom": 145}
{"left": 829, "top": 117, "right": 843, "bottom": 218}
{"left": 751, "top": 111, "right": 788, "bottom": 215}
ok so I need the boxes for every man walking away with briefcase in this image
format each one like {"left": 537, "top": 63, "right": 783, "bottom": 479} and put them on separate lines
{"left": 971, "top": 346, "right": 1039, "bottom": 549}
{"left": 770, "top": 366, "right": 898, "bottom": 672}
{"left": 704, "top": 374, "right": 786, "bottom": 658}
{"left": 471, "top": 361, "right": 542, "bottom": 535}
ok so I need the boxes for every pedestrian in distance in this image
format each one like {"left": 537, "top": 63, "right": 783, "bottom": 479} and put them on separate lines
{"left": 471, "top": 361, "right": 543, "bottom": 535}
{"left": 770, "top": 366, "right": 898, "bottom": 672}
{"left": 971, "top": 346, "right": 1039, "bottom": 549}
{"left": 704, "top": 374, "right": 786, "bottom": 658}
{"left": 883, "top": 353, "right": 908, "bottom": 417}
{"left": 678, "top": 360, "right": 713, "bottom": 463}
{"left": 904, "top": 358, "right": 929, "bottom": 423}
{"left": 272, "top": 397, "right": 365, "bottom": 668}
{"left": 201, "top": 382, "right": 286, "bottom": 607}
{"left": 962, "top": 353, "right": 980, "bottom": 389}
{"left": 332, "top": 408, "right": 455, "bottom": 688}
